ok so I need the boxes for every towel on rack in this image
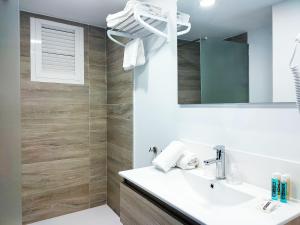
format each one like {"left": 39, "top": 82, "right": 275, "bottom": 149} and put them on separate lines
{"left": 152, "top": 141, "right": 186, "bottom": 173}
{"left": 123, "top": 38, "right": 145, "bottom": 71}
{"left": 106, "top": 0, "right": 139, "bottom": 28}
{"left": 177, "top": 11, "right": 190, "bottom": 24}
{"left": 176, "top": 151, "right": 199, "bottom": 170}
{"left": 106, "top": 0, "right": 163, "bottom": 28}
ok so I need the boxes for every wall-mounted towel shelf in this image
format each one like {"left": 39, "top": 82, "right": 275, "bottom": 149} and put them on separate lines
{"left": 177, "top": 11, "right": 191, "bottom": 37}
{"left": 107, "top": 2, "right": 170, "bottom": 47}
{"left": 177, "top": 21, "right": 191, "bottom": 37}
{"left": 106, "top": 2, "right": 191, "bottom": 47}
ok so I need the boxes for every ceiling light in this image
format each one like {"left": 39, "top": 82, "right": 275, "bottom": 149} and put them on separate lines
{"left": 200, "top": 0, "right": 216, "bottom": 8}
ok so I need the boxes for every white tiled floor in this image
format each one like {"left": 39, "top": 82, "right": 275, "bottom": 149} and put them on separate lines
{"left": 29, "top": 205, "right": 123, "bottom": 225}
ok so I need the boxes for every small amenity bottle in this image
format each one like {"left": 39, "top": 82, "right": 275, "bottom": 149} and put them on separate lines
{"left": 271, "top": 173, "right": 281, "bottom": 200}
{"left": 280, "top": 174, "right": 291, "bottom": 203}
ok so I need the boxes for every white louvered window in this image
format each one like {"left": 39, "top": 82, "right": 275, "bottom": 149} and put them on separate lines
{"left": 30, "top": 18, "right": 84, "bottom": 84}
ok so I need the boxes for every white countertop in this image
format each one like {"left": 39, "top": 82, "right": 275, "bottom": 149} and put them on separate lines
{"left": 119, "top": 166, "right": 300, "bottom": 225}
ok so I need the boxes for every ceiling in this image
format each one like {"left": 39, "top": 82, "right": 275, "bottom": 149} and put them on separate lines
{"left": 20, "top": 0, "right": 285, "bottom": 38}
{"left": 178, "top": 0, "right": 285, "bottom": 40}
{"left": 20, "top": 0, "right": 126, "bottom": 28}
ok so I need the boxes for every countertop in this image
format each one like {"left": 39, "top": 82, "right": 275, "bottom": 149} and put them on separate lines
{"left": 119, "top": 166, "right": 300, "bottom": 225}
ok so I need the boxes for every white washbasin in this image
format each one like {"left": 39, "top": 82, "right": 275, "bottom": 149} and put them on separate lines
{"left": 183, "top": 170, "right": 254, "bottom": 207}
{"left": 119, "top": 166, "right": 300, "bottom": 225}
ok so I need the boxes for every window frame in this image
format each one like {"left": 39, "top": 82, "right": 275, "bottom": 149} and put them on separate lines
{"left": 30, "top": 17, "right": 84, "bottom": 85}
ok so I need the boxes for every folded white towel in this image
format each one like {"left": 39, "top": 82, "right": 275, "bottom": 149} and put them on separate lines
{"left": 123, "top": 38, "right": 145, "bottom": 71}
{"left": 152, "top": 141, "right": 186, "bottom": 173}
{"left": 106, "top": 0, "right": 137, "bottom": 28}
{"left": 177, "top": 11, "right": 190, "bottom": 24}
{"left": 176, "top": 151, "right": 199, "bottom": 170}
{"left": 106, "top": 1, "right": 163, "bottom": 28}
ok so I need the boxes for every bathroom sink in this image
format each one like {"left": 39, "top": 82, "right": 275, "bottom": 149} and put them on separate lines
{"left": 183, "top": 170, "right": 254, "bottom": 208}
{"left": 120, "top": 167, "right": 300, "bottom": 225}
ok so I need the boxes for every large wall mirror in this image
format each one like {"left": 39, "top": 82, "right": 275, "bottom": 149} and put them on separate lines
{"left": 177, "top": 0, "right": 299, "bottom": 105}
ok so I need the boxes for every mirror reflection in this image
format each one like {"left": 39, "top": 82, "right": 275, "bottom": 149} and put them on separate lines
{"left": 177, "top": 0, "right": 297, "bottom": 104}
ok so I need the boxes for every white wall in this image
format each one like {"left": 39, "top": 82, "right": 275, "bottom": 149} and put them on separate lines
{"left": 133, "top": 0, "right": 178, "bottom": 167}
{"left": 134, "top": 0, "right": 300, "bottom": 170}
{"left": 177, "top": 106, "right": 300, "bottom": 162}
{"left": 273, "top": 0, "right": 300, "bottom": 102}
{"left": 248, "top": 25, "right": 273, "bottom": 103}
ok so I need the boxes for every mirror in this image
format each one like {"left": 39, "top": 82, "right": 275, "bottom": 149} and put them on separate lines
{"left": 177, "top": 0, "right": 298, "bottom": 104}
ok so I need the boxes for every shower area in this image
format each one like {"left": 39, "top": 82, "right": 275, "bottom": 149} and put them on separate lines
{"left": 20, "top": 10, "right": 133, "bottom": 224}
{"left": 178, "top": 35, "right": 249, "bottom": 104}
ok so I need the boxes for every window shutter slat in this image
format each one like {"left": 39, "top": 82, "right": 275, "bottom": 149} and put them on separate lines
{"left": 41, "top": 24, "right": 76, "bottom": 74}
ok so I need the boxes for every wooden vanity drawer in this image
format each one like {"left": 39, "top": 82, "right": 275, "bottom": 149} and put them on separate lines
{"left": 120, "top": 181, "right": 300, "bottom": 225}
{"left": 120, "top": 181, "right": 187, "bottom": 225}
{"left": 287, "top": 217, "right": 300, "bottom": 225}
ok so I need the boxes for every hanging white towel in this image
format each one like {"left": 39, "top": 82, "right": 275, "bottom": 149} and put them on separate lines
{"left": 123, "top": 38, "right": 145, "bottom": 71}
{"left": 176, "top": 151, "right": 199, "bottom": 170}
{"left": 152, "top": 141, "right": 186, "bottom": 173}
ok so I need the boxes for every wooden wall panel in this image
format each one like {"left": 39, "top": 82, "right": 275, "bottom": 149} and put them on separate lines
{"left": 20, "top": 12, "right": 107, "bottom": 224}
{"left": 88, "top": 26, "right": 107, "bottom": 208}
{"left": 107, "top": 39, "right": 133, "bottom": 215}
{"left": 178, "top": 40, "right": 201, "bottom": 104}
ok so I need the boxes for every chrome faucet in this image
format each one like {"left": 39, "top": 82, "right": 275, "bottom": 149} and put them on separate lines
{"left": 203, "top": 145, "right": 226, "bottom": 180}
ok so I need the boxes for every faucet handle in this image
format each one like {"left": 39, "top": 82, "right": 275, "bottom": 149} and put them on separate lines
{"left": 213, "top": 145, "right": 225, "bottom": 152}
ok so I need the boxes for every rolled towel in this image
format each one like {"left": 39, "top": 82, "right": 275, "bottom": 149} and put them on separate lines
{"left": 176, "top": 151, "right": 199, "bottom": 170}
{"left": 152, "top": 141, "right": 186, "bottom": 172}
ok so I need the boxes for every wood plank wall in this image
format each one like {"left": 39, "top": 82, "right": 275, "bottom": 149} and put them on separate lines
{"left": 107, "top": 38, "right": 133, "bottom": 215}
{"left": 178, "top": 39, "right": 201, "bottom": 104}
{"left": 20, "top": 12, "right": 107, "bottom": 224}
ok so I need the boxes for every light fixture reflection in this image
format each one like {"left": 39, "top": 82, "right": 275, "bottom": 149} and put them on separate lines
{"left": 200, "top": 0, "right": 216, "bottom": 8}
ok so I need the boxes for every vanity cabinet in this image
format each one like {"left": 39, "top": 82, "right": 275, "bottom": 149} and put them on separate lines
{"left": 120, "top": 181, "right": 300, "bottom": 225}
{"left": 287, "top": 217, "right": 300, "bottom": 225}
{"left": 120, "top": 182, "right": 191, "bottom": 225}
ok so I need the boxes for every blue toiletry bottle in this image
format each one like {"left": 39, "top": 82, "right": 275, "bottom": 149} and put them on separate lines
{"left": 272, "top": 173, "right": 281, "bottom": 200}
{"left": 280, "top": 174, "right": 290, "bottom": 203}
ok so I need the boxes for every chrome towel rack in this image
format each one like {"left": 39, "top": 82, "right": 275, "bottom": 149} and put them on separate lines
{"left": 107, "top": 2, "right": 191, "bottom": 47}
{"left": 107, "top": 2, "right": 169, "bottom": 47}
